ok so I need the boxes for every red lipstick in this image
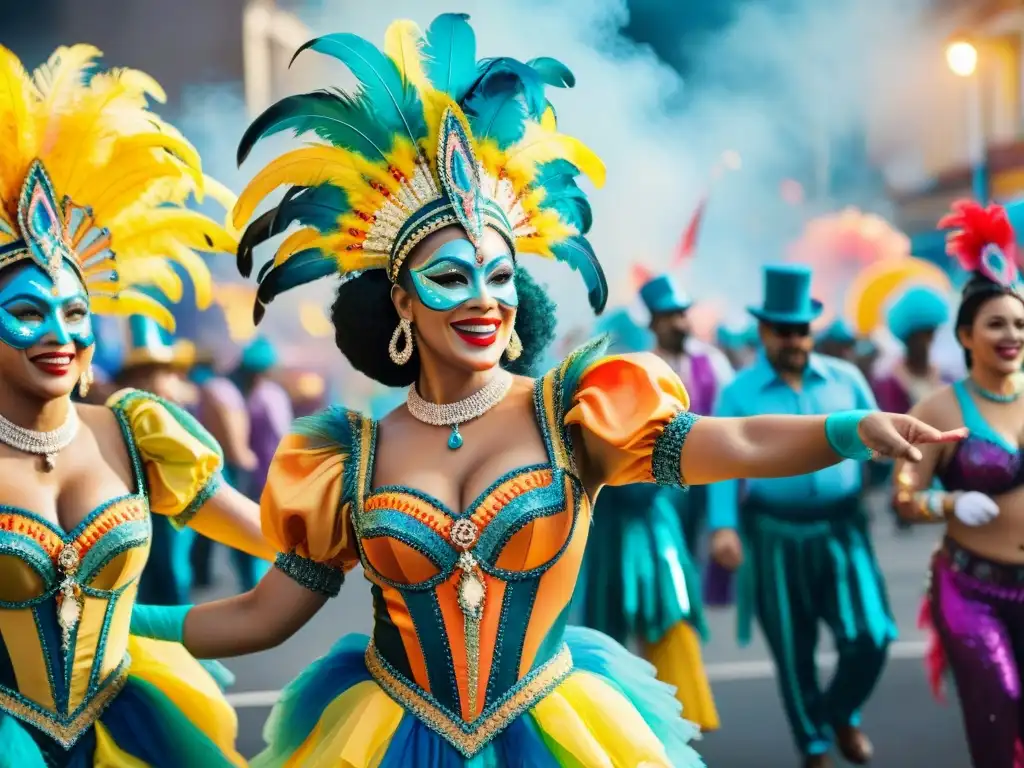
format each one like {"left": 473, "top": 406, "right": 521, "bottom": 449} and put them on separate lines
{"left": 30, "top": 351, "right": 75, "bottom": 377}
{"left": 450, "top": 317, "right": 501, "bottom": 348}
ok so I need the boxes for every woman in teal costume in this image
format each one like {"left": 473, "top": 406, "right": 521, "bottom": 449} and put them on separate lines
{"left": 576, "top": 308, "right": 720, "bottom": 732}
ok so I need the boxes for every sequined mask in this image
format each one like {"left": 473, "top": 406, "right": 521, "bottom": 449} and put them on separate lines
{"left": 0, "top": 263, "right": 94, "bottom": 350}
{"left": 408, "top": 239, "right": 518, "bottom": 312}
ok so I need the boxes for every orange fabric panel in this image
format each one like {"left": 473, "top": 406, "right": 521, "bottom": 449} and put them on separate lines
{"left": 361, "top": 537, "right": 440, "bottom": 585}
{"left": 379, "top": 585, "right": 431, "bottom": 692}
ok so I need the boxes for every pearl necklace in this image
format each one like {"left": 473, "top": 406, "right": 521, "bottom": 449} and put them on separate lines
{"left": 967, "top": 375, "right": 1024, "bottom": 403}
{"left": 406, "top": 370, "right": 513, "bottom": 450}
{"left": 0, "top": 406, "right": 79, "bottom": 470}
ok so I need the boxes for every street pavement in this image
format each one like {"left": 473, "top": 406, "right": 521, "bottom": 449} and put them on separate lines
{"left": 202, "top": 494, "right": 972, "bottom": 767}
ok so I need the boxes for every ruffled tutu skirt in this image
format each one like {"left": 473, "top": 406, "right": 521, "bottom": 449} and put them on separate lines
{"left": 0, "top": 636, "right": 243, "bottom": 767}
{"left": 253, "top": 626, "right": 704, "bottom": 767}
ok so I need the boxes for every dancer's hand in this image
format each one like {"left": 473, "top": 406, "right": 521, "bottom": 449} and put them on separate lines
{"left": 953, "top": 492, "right": 1000, "bottom": 527}
{"left": 711, "top": 529, "right": 743, "bottom": 571}
{"left": 857, "top": 413, "right": 968, "bottom": 462}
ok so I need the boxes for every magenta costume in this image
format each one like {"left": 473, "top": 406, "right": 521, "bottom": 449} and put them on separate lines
{"left": 921, "top": 380, "right": 1024, "bottom": 768}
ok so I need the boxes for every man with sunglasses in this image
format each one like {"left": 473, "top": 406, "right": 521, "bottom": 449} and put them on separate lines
{"left": 707, "top": 265, "right": 892, "bottom": 768}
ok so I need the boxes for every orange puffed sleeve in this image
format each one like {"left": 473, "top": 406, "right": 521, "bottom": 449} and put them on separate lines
{"left": 262, "top": 432, "right": 360, "bottom": 597}
{"left": 564, "top": 353, "right": 700, "bottom": 488}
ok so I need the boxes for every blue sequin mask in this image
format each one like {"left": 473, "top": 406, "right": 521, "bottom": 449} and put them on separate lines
{"left": 0, "top": 263, "right": 94, "bottom": 350}
{"left": 408, "top": 239, "right": 517, "bottom": 312}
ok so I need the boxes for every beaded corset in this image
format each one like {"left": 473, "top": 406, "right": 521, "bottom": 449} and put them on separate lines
{"left": 0, "top": 407, "right": 149, "bottom": 747}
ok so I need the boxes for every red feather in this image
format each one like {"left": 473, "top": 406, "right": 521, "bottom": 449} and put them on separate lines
{"left": 938, "top": 199, "right": 1018, "bottom": 272}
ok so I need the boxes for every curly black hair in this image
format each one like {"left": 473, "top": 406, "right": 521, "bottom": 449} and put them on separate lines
{"left": 331, "top": 265, "right": 557, "bottom": 387}
{"left": 955, "top": 274, "right": 1024, "bottom": 369}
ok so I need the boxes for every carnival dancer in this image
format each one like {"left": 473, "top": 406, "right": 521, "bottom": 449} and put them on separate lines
{"left": 708, "top": 264, "right": 895, "bottom": 768}
{"left": 115, "top": 316, "right": 203, "bottom": 606}
{"left": 140, "top": 15, "right": 962, "bottom": 768}
{"left": 641, "top": 274, "right": 735, "bottom": 605}
{"left": 576, "top": 308, "right": 719, "bottom": 732}
{"left": 189, "top": 348, "right": 259, "bottom": 590}
{"left": 895, "top": 200, "right": 1024, "bottom": 768}
{"left": 0, "top": 43, "right": 277, "bottom": 765}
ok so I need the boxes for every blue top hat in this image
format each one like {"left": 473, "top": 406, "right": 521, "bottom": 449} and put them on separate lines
{"left": 639, "top": 275, "right": 692, "bottom": 315}
{"left": 815, "top": 318, "right": 857, "bottom": 345}
{"left": 594, "top": 309, "right": 654, "bottom": 354}
{"left": 239, "top": 337, "right": 279, "bottom": 374}
{"left": 120, "top": 315, "right": 194, "bottom": 370}
{"left": 748, "top": 264, "right": 823, "bottom": 325}
{"left": 886, "top": 285, "right": 950, "bottom": 343}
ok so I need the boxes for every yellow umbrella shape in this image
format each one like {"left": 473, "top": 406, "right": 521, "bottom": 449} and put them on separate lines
{"left": 846, "top": 257, "right": 953, "bottom": 336}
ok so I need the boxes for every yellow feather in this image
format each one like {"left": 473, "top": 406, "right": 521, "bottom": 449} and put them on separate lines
{"left": 384, "top": 21, "right": 431, "bottom": 92}
{"left": 0, "top": 47, "right": 36, "bottom": 202}
{"left": 115, "top": 210, "right": 238, "bottom": 255}
{"left": 32, "top": 44, "right": 101, "bottom": 111}
{"left": 65, "top": 134, "right": 203, "bottom": 204}
{"left": 540, "top": 107, "right": 557, "bottom": 131}
{"left": 274, "top": 227, "right": 323, "bottom": 266}
{"left": 232, "top": 146, "right": 370, "bottom": 229}
{"left": 82, "top": 154, "right": 196, "bottom": 223}
{"left": 504, "top": 123, "right": 606, "bottom": 188}
{"left": 163, "top": 242, "right": 214, "bottom": 310}
{"left": 113, "top": 257, "right": 184, "bottom": 303}
{"left": 90, "top": 292, "right": 176, "bottom": 331}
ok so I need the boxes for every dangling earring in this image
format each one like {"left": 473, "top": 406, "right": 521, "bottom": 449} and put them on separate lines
{"left": 78, "top": 365, "right": 94, "bottom": 397}
{"left": 389, "top": 318, "right": 414, "bottom": 365}
{"left": 506, "top": 328, "right": 523, "bottom": 361}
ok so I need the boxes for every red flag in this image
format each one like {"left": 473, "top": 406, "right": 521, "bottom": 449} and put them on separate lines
{"left": 630, "top": 263, "right": 655, "bottom": 290}
{"left": 673, "top": 194, "right": 708, "bottom": 265}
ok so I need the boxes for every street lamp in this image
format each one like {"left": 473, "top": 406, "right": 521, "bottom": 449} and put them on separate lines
{"left": 946, "top": 38, "right": 986, "bottom": 201}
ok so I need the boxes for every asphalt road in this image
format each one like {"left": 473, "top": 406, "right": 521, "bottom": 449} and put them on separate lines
{"left": 200, "top": 493, "right": 972, "bottom": 767}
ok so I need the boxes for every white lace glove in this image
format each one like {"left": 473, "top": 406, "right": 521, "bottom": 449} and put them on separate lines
{"left": 953, "top": 491, "right": 1000, "bottom": 527}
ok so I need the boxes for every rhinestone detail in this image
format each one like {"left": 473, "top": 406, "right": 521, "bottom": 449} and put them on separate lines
{"left": 0, "top": 406, "right": 78, "bottom": 471}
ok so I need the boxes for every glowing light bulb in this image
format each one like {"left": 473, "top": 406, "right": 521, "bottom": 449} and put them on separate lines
{"left": 946, "top": 41, "right": 978, "bottom": 77}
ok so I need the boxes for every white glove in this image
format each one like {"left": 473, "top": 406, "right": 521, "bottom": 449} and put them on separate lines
{"left": 953, "top": 491, "right": 1000, "bottom": 527}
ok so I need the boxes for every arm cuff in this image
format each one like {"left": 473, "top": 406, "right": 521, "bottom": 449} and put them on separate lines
{"left": 274, "top": 551, "right": 345, "bottom": 597}
{"left": 652, "top": 411, "right": 701, "bottom": 487}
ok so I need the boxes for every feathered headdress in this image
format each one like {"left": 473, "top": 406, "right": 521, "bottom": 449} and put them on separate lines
{"left": 232, "top": 13, "right": 607, "bottom": 323}
{"left": 0, "top": 44, "right": 237, "bottom": 330}
{"left": 939, "top": 199, "right": 1023, "bottom": 293}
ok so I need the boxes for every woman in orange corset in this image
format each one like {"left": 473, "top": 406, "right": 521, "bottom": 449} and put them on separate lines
{"left": 0, "top": 45, "right": 275, "bottom": 766}
{"left": 164, "top": 14, "right": 962, "bottom": 767}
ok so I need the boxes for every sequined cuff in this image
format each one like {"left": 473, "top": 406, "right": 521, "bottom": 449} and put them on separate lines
{"left": 651, "top": 411, "right": 701, "bottom": 487}
{"left": 170, "top": 473, "right": 223, "bottom": 530}
{"left": 274, "top": 551, "right": 344, "bottom": 597}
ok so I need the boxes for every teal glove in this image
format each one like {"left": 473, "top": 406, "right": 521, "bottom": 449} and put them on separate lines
{"left": 130, "top": 604, "right": 192, "bottom": 643}
{"left": 824, "top": 410, "right": 874, "bottom": 461}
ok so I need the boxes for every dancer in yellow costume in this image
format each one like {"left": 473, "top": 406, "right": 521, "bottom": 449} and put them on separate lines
{"left": 0, "top": 44, "right": 275, "bottom": 766}
{"left": 157, "top": 14, "right": 962, "bottom": 767}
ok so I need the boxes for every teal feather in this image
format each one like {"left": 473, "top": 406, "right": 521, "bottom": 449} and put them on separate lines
{"left": 291, "top": 33, "right": 426, "bottom": 145}
{"left": 291, "top": 405, "right": 355, "bottom": 453}
{"left": 236, "top": 90, "right": 392, "bottom": 165}
{"left": 274, "top": 184, "right": 348, "bottom": 234}
{"left": 253, "top": 248, "right": 338, "bottom": 324}
{"left": 463, "top": 71, "right": 528, "bottom": 149}
{"left": 423, "top": 13, "right": 478, "bottom": 101}
{"left": 473, "top": 57, "right": 548, "bottom": 119}
{"left": 237, "top": 208, "right": 277, "bottom": 278}
{"left": 528, "top": 57, "right": 576, "bottom": 88}
{"left": 551, "top": 235, "right": 608, "bottom": 313}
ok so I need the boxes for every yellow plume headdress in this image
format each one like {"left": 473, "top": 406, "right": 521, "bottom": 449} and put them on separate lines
{"left": 0, "top": 44, "right": 237, "bottom": 330}
{"left": 233, "top": 13, "right": 607, "bottom": 324}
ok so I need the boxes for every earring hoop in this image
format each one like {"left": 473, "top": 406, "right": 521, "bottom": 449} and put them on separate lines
{"left": 506, "top": 328, "right": 523, "bottom": 361}
{"left": 389, "top": 318, "right": 414, "bottom": 365}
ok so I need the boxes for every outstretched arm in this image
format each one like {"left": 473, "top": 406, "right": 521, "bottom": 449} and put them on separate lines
{"left": 187, "top": 483, "right": 276, "bottom": 562}
{"left": 681, "top": 411, "right": 966, "bottom": 486}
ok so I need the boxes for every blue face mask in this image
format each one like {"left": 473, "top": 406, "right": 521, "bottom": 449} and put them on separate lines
{"left": 408, "top": 239, "right": 518, "bottom": 312}
{"left": 0, "top": 263, "right": 94, "bottom": 350}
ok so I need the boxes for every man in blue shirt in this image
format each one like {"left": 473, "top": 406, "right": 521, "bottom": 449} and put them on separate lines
{"left": 708, "top": 265, "right": 895, "bottom": 768}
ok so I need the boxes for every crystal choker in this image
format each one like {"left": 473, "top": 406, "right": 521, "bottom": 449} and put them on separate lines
{"left": 406, "top": 370, "right": 514, "bottom": 450}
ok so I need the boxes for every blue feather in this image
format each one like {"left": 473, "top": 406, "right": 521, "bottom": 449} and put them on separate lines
{"left": 424, "top": 13, "right": 478, "bottom": 101}
{"left": 558, "top": 336, "right": 610, "bottom": 415}
{"left": 551, "top": 235, "right": 608, "bottom": 313}
{"left": 527, "top": 57, "right": 576, "bottom": 88}
{"left": 291, "top": 33, "right": 426, "bottom": 145}
{"left": 237, "top": 90, "right": 393, "bottom": 165}
{"left": 254, "top": 249, "right": 337, "bottom": 324}
{"left": 534, "top": 160, "right": 593, "bottom": 233}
